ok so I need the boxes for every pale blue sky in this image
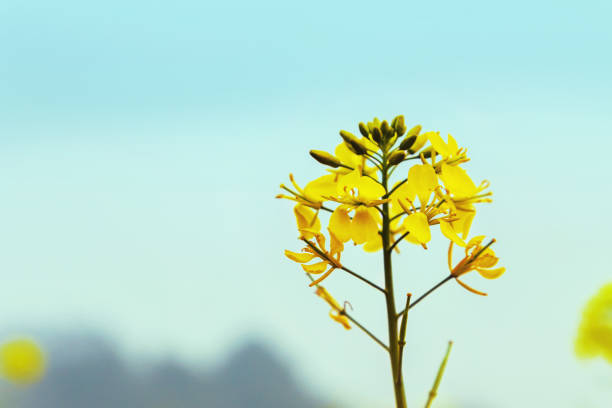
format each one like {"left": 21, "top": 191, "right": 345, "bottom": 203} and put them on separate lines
{"left": 1, "top": 1, "right": 611, "bottom": 407}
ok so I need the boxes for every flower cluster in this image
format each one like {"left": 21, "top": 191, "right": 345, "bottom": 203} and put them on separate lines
{"left": 278, "top": 116, "right": 505, "bottom": 326}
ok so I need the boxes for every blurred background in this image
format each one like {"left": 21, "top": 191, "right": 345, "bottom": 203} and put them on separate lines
{"left": 0, "top": 0, "right": 611, "bottom": 407}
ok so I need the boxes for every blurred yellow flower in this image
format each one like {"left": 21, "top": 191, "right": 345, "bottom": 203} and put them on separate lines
{"left": 575, "top": 283, "right": 612, "bottom": 364}
{"left": 315, "top": 286, "right": 351, "bottom": 330}
{"left": 0, "top": 338, "right": 45, "bottom": 384}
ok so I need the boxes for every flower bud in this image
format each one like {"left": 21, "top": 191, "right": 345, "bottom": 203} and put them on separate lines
{"left": 394, "top": 115, "right": 407, "bottom": 136}
{"left": 406, "top": 124, "right": 422, "bottom": 138}
{"left": 388, "top": 150, "right": 406, "bottom": 166}
{"left": 339, "top": 130, "right": 367, "bottom": 155}
{"left": 407, "top": 131, "right": 430, "bottom": 154}
{"left": 399, "top": 135, "right": 416, "bottom": 151}
{"left": 358, "top": 122, "right": 369, "bottom": 137}
{"left": 381, "top": 120, "right": 393, "bottom": 138}
{"left": 309, "top": 150, "right": 341, "bottom": 168}
{"left": 371, "top": 127, "right": 383, "bottom": 145}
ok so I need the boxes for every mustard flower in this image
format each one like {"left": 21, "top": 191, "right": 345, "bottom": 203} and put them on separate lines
{"left": 327, "top": 167, "right": 387, "bottom": 245}
{"left": 575, "top": 283, "right": 612, "bottom": 363}
{"left": 0, "top": 338, "right": 45, "bottom": 384}
{"left": 285, "top": 230, "right": 344, "bottom": 286}
{"left": 448, "top": 236, "right": 505, "bottom": 295}
{"left": 277, "top": 173, "right": 336, "bottom": 209}
{"left": 315, "top": 286, "right": 351, "bottom": 330}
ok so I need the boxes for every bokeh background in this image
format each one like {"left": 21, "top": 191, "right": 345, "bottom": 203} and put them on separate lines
{"left": 1, "top": 0, "right": 611, "bottom": 407}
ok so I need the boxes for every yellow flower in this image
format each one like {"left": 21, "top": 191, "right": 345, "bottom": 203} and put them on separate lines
{"left": 0, "top": 338, "right": 45, "bottom": 384}
{"left": 315, "top": 286, "right": 351, "bottom": 330}
{"left": 390, "top": 164, "right": 455, "bottom": 248}
{"left": 427, "top": 132, "right": 469, "bottom": 167}
{"left": 448, "top": 236, "right": 505, "bottom": 296}
{"left": 327, "top": 141, "right": 378, "bottom": 177}
{"left": 285, "top": 230, "right": 343, "bottom": 286}
{"left": 293, "top": 204, "right": 321, "bottom": 240}
{"left": 575, "top": 283, "right": 612, "bottom": 364}
{"left": 327, "top": 168, "right": 386, "bottom": 246}
{"left": 277, "top": 173, "right": 336, "bottom": 209}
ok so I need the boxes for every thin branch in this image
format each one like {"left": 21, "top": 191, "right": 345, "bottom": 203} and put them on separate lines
{"left": 385, "top": 178, "right": 407, "bottom": 198}
{"left": 341, "top": 309, "right": 389, "bottom": 352}
{"left": 425, "top": 341, "right": 453, "bottom": 408}
{"left": 388, "top": 231, "right": 410, "bottom": 253}
{"left": 340, "top": 264, "right": 386, "bottom": 294}
{"left": 302, "top": 239, "right": 386, "bottom": 295}
{"left": 306, "top": 274, "right": 389, "bottom": 352}
{"left": 396, "top": 275, "right": 453, "bottom": 318}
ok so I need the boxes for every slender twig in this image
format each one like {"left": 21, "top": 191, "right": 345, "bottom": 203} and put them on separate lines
{"left": 396, "top": 275, "right": 453, "bottom": 318}
{"left": 341, "top": 309, "right": 389, "bottom": 352}
{"left": 302, "top": 239, "right": 386, "bottom": 294}
{"left": 306, "top": 274, "right": 389, "bottom": 352}
{"left": 425, "top": 341, "right": 453, "bottom": 408}
{"left": 385, "top": 178, "right": 407, "bottom": 198}
{"left": 340, "top": 264, "right": 386, "bottom": 294}
{"left": 397, "top": 293, "right": 412, "bottom": 380}
{"left": 365, "top": 153, "right": 383, "bottom": 166}
{"left": 388, "top": 231, "right": 410, "bottom": 253}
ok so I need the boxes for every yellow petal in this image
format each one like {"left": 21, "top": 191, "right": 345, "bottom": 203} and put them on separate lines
{"left": 477, "top": 267, "right": 505, "bottom": 280}
{"left": 329, "top": 207, "right": 352, "bottom": 242}
{"left": 428, "top": 131, "right": 451, "bottom": 157}
{"left": 330, "top": 311, "right": 352, "bottom": 330}
{"left": 351, "top": 207, "right": 379, "bottom": 245}
{"left": 302, "top": 262, "right": 329, "bottom": 274}
{"left": 447, "top": 134, "right": 458, "bottom": 153}
{"left": 440, "top": 163, "right": 477, "bottom": 197}
{"left": 356, "top": 176, "right": 385, "bottom": 202}
{"left": 316, "top": 286, "right": 342, "bottom": 309}
{"left": 329, "top": 230, "right": 344, "bottom": 257}
{"left": 294, "top": 205, "right": 321, "bottom": 239}
{"left": 284, "top": 250, "right": 317, "bottom": 263}
{"left": 363, "top": 234, "right": 383, "bottom": 252}
{"left": 440, "top": 221, "right": 466, "bottom": 247}
{"left": 406, "top": 164, "right": 438, "bottom": 206}
{"left": 303, "top": 174, "right": 337, "bottom": 202}
{"left": 402, "top": 212, "right": 431, "bottom": 244}
{"left": 336, "top": 168, "right": 361, "bottom": 195}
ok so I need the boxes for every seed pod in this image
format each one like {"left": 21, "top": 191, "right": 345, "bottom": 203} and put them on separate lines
{"left": 358, "top": 122, "right": 369, "bottom": 137}
{"left": 309, "top": 150, "right": 341, "bottom": 168}
{"left": 339, "top": 130, "right": 367, "bottom": 155}
{"left": 388, "top": 150, "right": 406, "bottom": 166}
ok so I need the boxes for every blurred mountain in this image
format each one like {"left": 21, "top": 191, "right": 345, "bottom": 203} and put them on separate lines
{"left": 11, "top": 332, "right": 323, "bottom": 408}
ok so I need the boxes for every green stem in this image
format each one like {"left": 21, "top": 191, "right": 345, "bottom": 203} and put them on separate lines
{"left": 382, "top": 157, "right": 408, "bottom": 408}
{"left": 425, "top": 341, "right": 453, "bottom": 408}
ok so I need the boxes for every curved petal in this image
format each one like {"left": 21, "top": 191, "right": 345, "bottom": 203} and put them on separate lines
{"left": 356, "top": 176, "right": 385, "bottom": 202}
{"left": 440, "top": 221, "right": 466, "bottom": 247}
{"left": 476, "top": 267, "right": 505, "bottom": 280}
{"left": 294, "top": 205, "right": 321, "bottom": 239}
{"left": 406, "top": 164, "right": 438, "bottom": 206}
{"left": 402, "top": 212, "right": 431, "bottom": 244}
{"left": 302, "top": 262, "right": 328, "bottom": 274}
{"left": 303, "top": 174, "right": 337, "bottom": 202}
{"left": 351, "top": 207, "right": 379, "bottom": 244}
{"left": 284, "top": 250, "right": 317, "bottom": 263}
{"left": 428, "top": 131, "right": 451, "bottom": 157}
{"left": 329, "top": 207, "right": 352, "bottom": 243}
{"left": 440, "top": 163, "right": 477, "bottom": 197}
